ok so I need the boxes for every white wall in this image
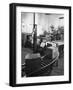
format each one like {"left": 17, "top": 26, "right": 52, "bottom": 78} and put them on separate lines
{"left": 22, "top": 12, "right": 64, "bottom": 35}
{"left": 0, "top": 0, "right": 72, "bottom": 90}
{"left": 21, "top": 12, "right": 33, "bottom": 33}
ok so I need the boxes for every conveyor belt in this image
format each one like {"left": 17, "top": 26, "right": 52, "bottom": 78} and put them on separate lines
{"left": 25, "top": 56, "right": 58, "bottom": 77}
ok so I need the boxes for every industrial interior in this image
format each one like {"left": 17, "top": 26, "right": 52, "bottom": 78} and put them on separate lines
{"left": 21, "top": 12, "right": 64, "bottom": 77}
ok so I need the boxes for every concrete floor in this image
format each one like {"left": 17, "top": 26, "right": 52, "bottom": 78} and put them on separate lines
{"left": 50, "top": 55, "right": 64, "bottom": 76}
